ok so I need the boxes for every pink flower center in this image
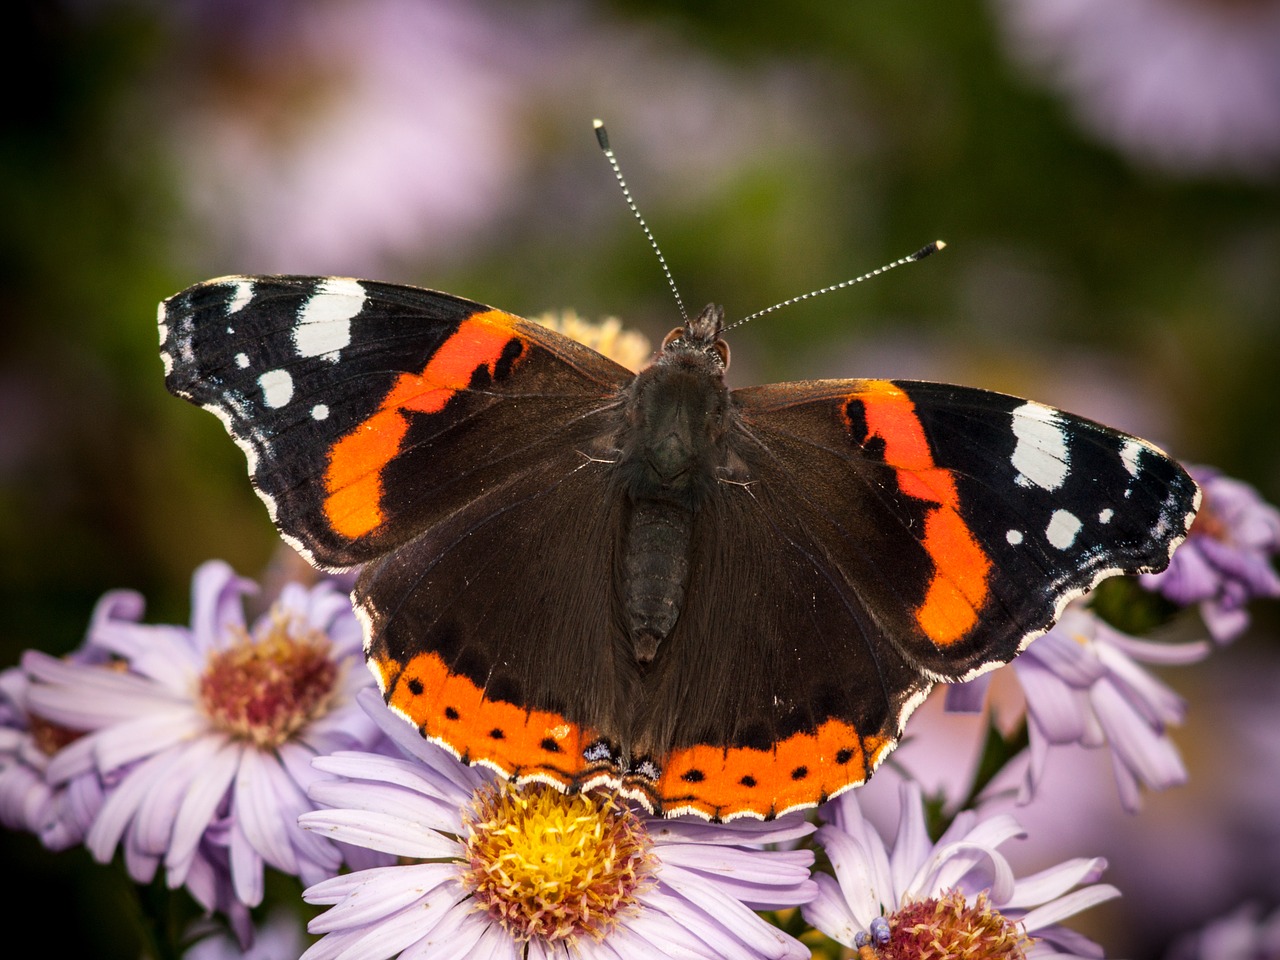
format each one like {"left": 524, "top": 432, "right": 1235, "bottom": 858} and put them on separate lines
{"left": 199, "top": 612, "right": 338, "bottom": 748}
{"left": 869, "top": 890, "right": 1032, "bottom": 960}
{"left": 459, "top": 782, "right": 654, "bottom": 944}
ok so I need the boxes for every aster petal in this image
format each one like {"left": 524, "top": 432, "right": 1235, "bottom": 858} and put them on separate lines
{"left": 1024, "top": 627, "right": 1105, "bottom": 687}
{"left": 1091, "top": 679, "right": 1187, "bottom": 791}
{"left": 132, "top": 733, "right": 227, "bottom": 857}
{"left": 229, "top": 815, "right": 267, "bottom": 906}
{"left": 308, "top": 864, "right": 456, "bottom": 932}
{"left": 1004, "top": 856, "right": 1108, "bottom": 909}
{"left": 1014, "top": 660, "right": 1089, "bottom": 743}
{"left": 90, "top": 707, "right": 209, "bottom": 773}
{"left": 653, "top": 812, "right": 814, "bottom": 847}
{"left": 643, "top": 879, "right": 807, "bottom": 959}
{"left": 166, "top": 739, "right": 242, "bottom": 882}
{"left": 322, "top": 886, "right": 481, "bottom": 960}
{"left": 943, "top": 675, "right": 991, "bottom": 713}
{"left": 816, "top": 821, "right": 892, "bottom": 922}
{"left": 235, "top": 747, "right": 302, "bottom": 876}
{"left": 801, "top": 873, "right": 865, "bottom": 946}
{"left": 23, "top": 651, "right": 171, "bottom": 728}
{"left": 1101, "top": 630, "right": 1211, "bottom": 668}
{"left": 1017, "top": 882, "right": 1121, "bottom": 931}
{"left": 310, "top": 753, "right": 473, "bottom": 826}
{"left": 917, "top": 839, "right": 1018, "bottom": 904}
{"left": 887, "top": 781, "right": 933, "bottom": 893}
{"left": 86, "top": 746, "right": 185, "bottom": 867}
{"left": 657, "top": 842, "right": 814, "bottom": 909}
{"left": 190, "top": 560, "right": 255, "bottom": 654}
{"left": 299, "top": 806, "right": 462, "bottom": 860}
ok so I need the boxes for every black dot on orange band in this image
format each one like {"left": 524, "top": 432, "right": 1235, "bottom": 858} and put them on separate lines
{"left": 407, "top": 678, "right": 423, "bottom": 695}
{"left": 739, "top": 775, "right": 757, "bottom": 788}
{"left": 835, "top": 748, "right": 854, "bottom": 765}
{"left": 540, "top": 738, "right": 562, "bottom": 754}
{"left": 790, "top": 765, "right": 809, "bottom": 781}
{"left": 489, "top": 728, "right": 505, "bottom": 740}
{"left": 444, "top": 706, "right": 459, "bottom": 720}
{"left": 681, "top": 769, "right": 706, "bottom": 783}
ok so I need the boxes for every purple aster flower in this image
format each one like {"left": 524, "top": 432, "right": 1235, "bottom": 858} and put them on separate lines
{"left": 185, "top": 909, "right": 310, "bottom": 960}
{"left": 949, "top": 603, "right": 1209, "bottom": 812}
{"left": 992, "top": 0, "right": 1280, "bottom": 179}
{"left": 0, "top": 663, "right": 104, "bottom": 850}
{"left": 0, "top": 590, "right": 143, "bottom": 849}
{"left": 299, "top": 688, "right": 816, "bottom": 960}
{"left": 21, "top": 560, "right": 391, "bottom": 911}
{"left": 804, "top": 779, "right": 1119, "bottom": 958}
{"left": 1142, "top": 466, "right": 1280, "bottom": 644}
{"left": 1166, "top": 902, "right": 1280, "bottom": 960}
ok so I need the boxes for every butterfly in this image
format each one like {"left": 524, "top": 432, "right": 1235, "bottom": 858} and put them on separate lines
{"left": 159, "top": 266, "right": 1198, "bottom": 821}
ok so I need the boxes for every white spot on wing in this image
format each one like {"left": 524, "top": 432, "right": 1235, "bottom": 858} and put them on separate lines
{"left": 1099, "top": 507, "right": 1114, "bottom": 524}
{"left": 1011, "top": 402, "right": 1070, "bottom": 491}
{"left": 225, "top": 279, "right": 254, "bottom": 314}
{"left": 235, "top": 353, "right": 250, "bottom": 369}
{"left": 259, "top": 369, "right": 293, "bottom": 408}
{"left": 1006, "top": 529, "right": 1024, "bottom": 545}
{"left": 294, "top": 278, "right": 365, "bottom": 361}
{"left": 311, "top": 403, "right": 329, "bottom": 421}
{"left": 1046, "top": 509, "right": 1083, "bottom": 550}
{"left": 1120, "top": 439, "right": 1143, "bottom": 477}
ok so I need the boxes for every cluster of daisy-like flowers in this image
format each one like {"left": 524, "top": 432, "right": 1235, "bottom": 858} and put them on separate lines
{"left": 3, "top": 449, "right": 1278, "bottom": 958}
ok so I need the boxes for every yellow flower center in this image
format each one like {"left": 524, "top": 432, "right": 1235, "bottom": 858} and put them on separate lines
{"left": 199, "top": 611, "right": 338, "bottom": 748}
{"left": 460, "top": 782, "right": 654, "bottom": 944}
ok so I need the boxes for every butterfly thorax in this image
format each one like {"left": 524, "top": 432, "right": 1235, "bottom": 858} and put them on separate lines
{"left": 616, "top": 305, "right": 733, "bottom": 664}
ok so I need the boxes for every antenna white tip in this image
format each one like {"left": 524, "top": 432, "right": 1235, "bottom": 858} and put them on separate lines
{"left": 934, "top": 239, "right": 947, "bottom": 251}
{"left": 593, "top": 119, "right": 609, "bottom": 150}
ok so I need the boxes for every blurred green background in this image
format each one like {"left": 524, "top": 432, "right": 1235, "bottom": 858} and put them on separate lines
{"left": 4, "top": 0, "right": 1279, "bottom": 956}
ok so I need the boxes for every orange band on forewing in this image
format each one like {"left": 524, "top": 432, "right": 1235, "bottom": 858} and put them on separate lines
{"left": 323, "top": 311, "right": 523, "bottom": 538}
{"left": 373, "top": 648, "right": 592, "bottom": 787}
{"left": 851, "top": 381, "right": 992, "bottom": 647}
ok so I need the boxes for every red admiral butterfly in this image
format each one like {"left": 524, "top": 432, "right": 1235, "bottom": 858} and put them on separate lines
{"left": 159, "top": 127, "right": 1198, "bottom": 821}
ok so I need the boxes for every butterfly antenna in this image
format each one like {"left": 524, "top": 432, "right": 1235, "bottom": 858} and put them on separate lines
{"left": 726, "top": 240, "right": 947, "bottom": 332}
{"left": 594, "top": 119, "right": 688, "bottom": 324}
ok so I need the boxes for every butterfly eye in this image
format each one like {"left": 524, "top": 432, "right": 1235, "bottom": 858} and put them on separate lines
{"left": 712, "top": 339, "right": 730, "bottom": 369}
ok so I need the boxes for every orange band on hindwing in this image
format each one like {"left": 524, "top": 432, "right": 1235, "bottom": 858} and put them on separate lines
{"left": 654, "top": 721, "right": 893, "bottom": 819}
{"left": 846, "top": 381, "right": 992, "bottom": 646}
{"left": 370, "top": 649, "right": 597, "bottom": 788}
{"left": 322, "top": 311, "right": 525, "bottom": 538}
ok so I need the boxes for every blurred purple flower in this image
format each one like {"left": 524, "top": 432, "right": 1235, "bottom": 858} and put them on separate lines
{"left": 1142, "top": 466, "right": 1280, "bottom": 643}
{"left": 948, "top": 603, "right": 1210, "bottom": 812}
{"left": 1166, "top": 902, "right": 1280, "bottom": 960}
{"left": 804, "top": 779, "right": 1119, "bottom": 957}
{"left": 185, "top": 909, "right": 310, "bottom": 960}
{"left": 992, "top": 0, "right": 1280, "bottom": 178}
{"left": 299, "top": 688, "right": 816, "bottom": 960}
{"left": 21, "top": 560, "right": 390, "bottom": 911}
{"left": 0, "top": 662, "right": 104, "bottom": 850}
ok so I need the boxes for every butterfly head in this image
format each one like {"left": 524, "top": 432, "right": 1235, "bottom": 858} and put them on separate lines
{"left": 659, "top": 303, "right": 730, "bottom": 371}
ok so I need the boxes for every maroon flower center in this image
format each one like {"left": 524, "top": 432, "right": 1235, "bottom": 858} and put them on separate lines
{"left": 28, "top": 713, "right": 83, "bottom": 756}
{"left": 199, "top": 613, "right": 338, "bottom": 748}
{"left": 869, "top": 891, "right": 1031, "bottom": 960}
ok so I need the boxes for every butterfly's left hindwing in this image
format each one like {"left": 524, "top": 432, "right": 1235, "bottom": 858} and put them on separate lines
{"left": 160, "top": 276, "right": 633, "bottom": 569}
